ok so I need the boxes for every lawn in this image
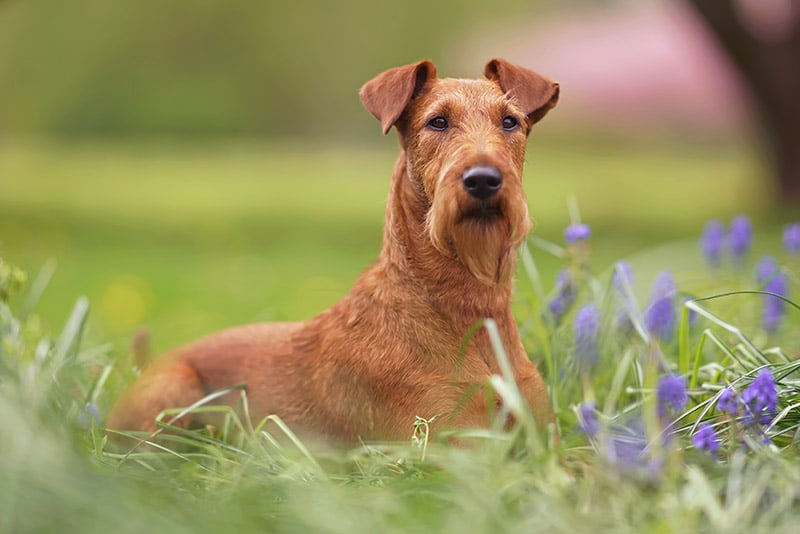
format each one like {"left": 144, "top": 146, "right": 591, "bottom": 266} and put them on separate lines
{"left": 2, "top": 136, "right": 798, "bottom": 533}
{"left": 0, "top": 134, "right": 768, "bottom": 352}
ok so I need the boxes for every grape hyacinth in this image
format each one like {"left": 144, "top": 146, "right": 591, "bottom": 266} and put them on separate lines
{"left": 742, "top": 368, "right": 778, "bottom": 425}
{"left": 729, "top": 215, "right": 753, "bottom": 260}
{"left": 579, "top": 402, "right": 599, "bottom": 438}
{"left": 651, "top": 271, "right": 676, "bottom": 299}
{"left": 547, "top": 270, "right": 577, "bottom": 321}
{"left": 763, "top": 271, "right": 788, "bottom": 332}
{"left": 682, "top": 296, "right": 698, "bottom": 327}
{"left": 606, "top": 433, "right": 649, "bottom": 472}
{"left": 612, "top": 261, "right": 634, "bottom": 293}
{"left": 79, "top": 402, "right": 102, "bottom": 428}
{"left": 574, "top": 303, "right": 601, "bottom": 370}
{"left": 565, "top": 223, "right": 591, "bottom": 243}
{"left": 701, "top": 219, "right": 725, "bottom": 267}
{"left": 645, "top": 272, "right": 677, "bottom": 342}
{"left": 716, "top": 387, "right": 739, "bottom": 416}
{"left": 646, "top": 299, "right": 675, "bottom": 342}
{"left": 756, "top": 256, "right": 789, "bottom": 332}
{"left": 784, "top": 223, "right": 800, "bottom": 254}
{"left": 613, "top": 261, "right": 636, "bottom": 332}
{"left": 756, "top": 256, "right": 779, "bottom": 283}
{"left": 604, "top": 420, "right": 663, "bottom": 479}
{"left": 692, "top": 423, "right": 720, "bottom": 455}
{"left": 656, "top": 374, "right": 688, "bottom": 418}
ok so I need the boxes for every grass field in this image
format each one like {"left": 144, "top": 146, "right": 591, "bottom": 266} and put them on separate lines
{"left": 2, "top": 136, "right": 799, "bottom": 532}
{"left": 0, "top": 134, "right": 769, "bottom": 351}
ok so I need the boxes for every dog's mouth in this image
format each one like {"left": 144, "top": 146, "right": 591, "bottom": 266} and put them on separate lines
{"left": 460, "top": 201, "right": 504, "bottom": 223}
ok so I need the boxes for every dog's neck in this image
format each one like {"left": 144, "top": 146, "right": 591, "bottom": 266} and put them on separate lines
{"left": 373, "top": 153, "right": 518, "bottom": 320}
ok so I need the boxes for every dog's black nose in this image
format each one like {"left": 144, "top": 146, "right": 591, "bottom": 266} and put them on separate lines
{"left": 462, "top": 166, "right": 503, "bottom": 200}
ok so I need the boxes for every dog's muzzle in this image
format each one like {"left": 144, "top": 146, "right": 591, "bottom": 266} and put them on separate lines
{"left": 462, "top": 166, "right": 503, "bottom": 200}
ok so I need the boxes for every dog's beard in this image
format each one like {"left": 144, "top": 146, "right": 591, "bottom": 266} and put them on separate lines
{"left": 428, "top": 189, "right": 531, "bottom": 285}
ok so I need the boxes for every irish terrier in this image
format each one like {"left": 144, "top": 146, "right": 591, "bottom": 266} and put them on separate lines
{"left": 107, "top": 58, "right": 560, "bottom": 445}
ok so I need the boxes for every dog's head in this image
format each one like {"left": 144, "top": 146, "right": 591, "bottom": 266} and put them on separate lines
{"left": 360, "top": 59, "right": 559, "bottom": 285}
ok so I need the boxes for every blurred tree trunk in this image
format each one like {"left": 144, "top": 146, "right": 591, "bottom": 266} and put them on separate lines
{"left": 688, "top": 0, "right": 800, "bottom": 206}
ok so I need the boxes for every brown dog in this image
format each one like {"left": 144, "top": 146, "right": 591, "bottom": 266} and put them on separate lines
{"left": 107, "top": 58, "right": 559, "bottom": 445}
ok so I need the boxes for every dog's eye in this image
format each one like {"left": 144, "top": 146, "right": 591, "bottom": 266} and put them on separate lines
{"left": 427, "top": 116, "right": 449, "bottom": 131}
{"left": 502, "top": 116, "right": 520, "bottom": 131}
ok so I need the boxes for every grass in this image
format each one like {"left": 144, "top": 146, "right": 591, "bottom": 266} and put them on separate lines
{"left": 1, "top": 136, "right": 798, "bottom": 532}
{"left": 0, "top": 134, "right": 770, "bottom": 351}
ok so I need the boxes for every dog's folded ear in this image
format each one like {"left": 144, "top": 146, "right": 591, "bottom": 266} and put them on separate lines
{"left": 360, "top": 60, "right": 437, "bottom": 135}
{"left": 484, "top": 59, "right": 559, "bottom": 127}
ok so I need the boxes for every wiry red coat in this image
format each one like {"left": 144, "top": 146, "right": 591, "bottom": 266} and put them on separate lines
{"left": 108, "top": 58, "right": 559, "bottom": 445}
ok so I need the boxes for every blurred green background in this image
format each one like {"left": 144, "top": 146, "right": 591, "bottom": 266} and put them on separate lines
{"left": 0, "top": 0, "right": 782, "bottom": 355}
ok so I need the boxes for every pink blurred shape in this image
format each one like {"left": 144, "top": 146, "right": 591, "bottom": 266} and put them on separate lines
{"left": 501, "top": 1, "right": 754, "bottom": 132}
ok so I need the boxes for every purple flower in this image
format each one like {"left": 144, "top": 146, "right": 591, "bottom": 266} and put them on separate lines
{"left": 613, "top": 262, "right": 637, "bottom": 331}
{"left": 574, "top": 304, "right": 600, "bottom": 369}
{"left": 651, "top": 271, "right": 676, "bottom": 300}
{"left": 656, "top": 374, "right": 688, "bottom": 418}
{"left": 701, "top": 220, "right": 725, "bottom": 266}
{"left": 763, "top": 272, "right": 788, "bottom": 332}
{"left": 547, "top": 270, "right": 577, "bottom": 321}
{"left": 729, "top": 215, "right": 753, "bottom": 259}
{"left": 646, "top": 298, "right": 676, "bottom": 342}
{"left": 604, "top": 419, "right": 664, "bottom": 479}
{"left": 716, "top": 387, "right": 739, "bottom": 416}
{"left": 79, "top": 402, "right": 102, "bottom": 428}
{"left": 756, "top": 256, "right": 779, "bottom": 283}
{"left": 548, "top": 298, "right": 567, "bottom": 318}
{"left": 692, "top": 423, "right": 720, "bottom": 455}
{"left": 565, "top": 223, "right": 591, "bottom": 244}
{"left": 612, "top": 261, "right": 634, "bottom": 292}
{"left": 645, "top": 272, "right": 677, "bottom": 342}
{"left": 607, "top": 433, "right": 648, "bottom": 470}
{"left": 784, "top": 223, "right": 800, "bottom": 254}
{"left": 682, "top": 296, "right": 698, "bottom": 327}
{"left": 742, "top": 368, "right": 778, "bottom": 424}
{"left": 579, "top": 402, "right": 599, "bottom": 438}
{"left": 756, "top": 257, "right": 789, "bottom": 332}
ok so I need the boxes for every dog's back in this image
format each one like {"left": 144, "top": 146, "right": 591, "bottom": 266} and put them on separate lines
{"left": 107, "top": 58, "right": 558, "bottom": 445}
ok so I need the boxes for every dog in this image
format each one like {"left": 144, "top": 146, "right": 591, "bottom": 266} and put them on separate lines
{"left": 107, "top": 58, "right": 559, "bottom": 445}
